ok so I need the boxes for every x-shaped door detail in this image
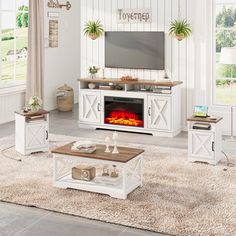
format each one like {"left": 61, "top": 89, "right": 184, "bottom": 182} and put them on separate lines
{"left": 152, "top": 99, "right": 168, "bottom": 126}
{"left": 192, "top": 133, "right": 213, "bottom": 158}
{"left": 84, "top": 95, "right": 98, "bottom": 119}
{"left": 148, "top": 97, "right": 171, "bottom": 130}
{"left": 26, "top": 125, "right": 46, "bottom": 148}
{"left": 81, "top": 93, "right": 101, "bottom": 123}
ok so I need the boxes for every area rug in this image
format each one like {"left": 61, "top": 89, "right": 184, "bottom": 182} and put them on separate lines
{"left": 0, "top": 134, "right": 235, "bottom": 236}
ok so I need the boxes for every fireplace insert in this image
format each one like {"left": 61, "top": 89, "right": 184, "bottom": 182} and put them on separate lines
{"left": 104, "top": 96, "right": 144, "bottom": 128}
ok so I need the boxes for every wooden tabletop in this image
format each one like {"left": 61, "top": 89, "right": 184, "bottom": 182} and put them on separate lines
{"left": 187, "top": 116, "right": 223, "bottom": 123}
{"left": 78, "top": 78, "right": 183, "bottom": 87}
{"left": 15, "top": 109, "right": 50, "bottom": 117}
{"left": 52, "top": 143, "right": 144, "bottom": 163}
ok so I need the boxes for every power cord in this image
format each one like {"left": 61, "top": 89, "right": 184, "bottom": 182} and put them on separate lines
{"left": 222, "top": 151, "right": 235, "bottom": 171}
{"left": 0, "top": 140, "right": 64, "bottom": 162}
{"left": 1, "top": 145, "right": 22, "bottom": 162}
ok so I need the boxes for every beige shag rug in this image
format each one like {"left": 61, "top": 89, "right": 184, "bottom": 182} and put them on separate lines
{"left": 0, "top": 134, "right": 236, "bottom": 236}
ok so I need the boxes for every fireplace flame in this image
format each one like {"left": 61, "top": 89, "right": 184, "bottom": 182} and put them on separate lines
{"left": 105, "top": 110, "right": 143, "bottom": 127}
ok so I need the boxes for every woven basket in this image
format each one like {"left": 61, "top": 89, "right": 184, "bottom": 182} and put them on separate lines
{"left": 57, "top": 84, "right": 74, "bottom": 112}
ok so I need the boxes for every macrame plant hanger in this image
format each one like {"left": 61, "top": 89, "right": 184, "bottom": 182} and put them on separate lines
{"left": 175, "top": 0, "right": 187, "bottom": 41}
{"left": 178, "top": 0, "right": 181, "bottom": 20}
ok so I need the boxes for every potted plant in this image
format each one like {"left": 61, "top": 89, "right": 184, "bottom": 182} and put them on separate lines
{"left": 89, "top": 66, "right": 100, "bottom": 79}
{"left": 84, "top": 20, "right": 104, "bottom": 40}
{"left": 28, "top": 96, "right": 43, "bottom": 112}
{"left": 169, "top": 19, "right": 192, "bottom": 41}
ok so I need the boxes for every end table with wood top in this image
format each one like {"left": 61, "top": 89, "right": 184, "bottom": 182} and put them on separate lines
{"left": 187, "top": 116, "right": 223, "bottom": 165}
{"left": 15, "top": 110, "right": 49, "bottom": 155}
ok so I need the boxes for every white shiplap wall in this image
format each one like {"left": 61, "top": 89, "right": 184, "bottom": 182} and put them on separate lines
{"left": 0, "top": 91, "right": 25, "bottom": 124}
{"left": 81, "top": 0, "right": 184, "bottom": 80}
{"left": 80, "top": 0, "right": 194, "bottom": 127}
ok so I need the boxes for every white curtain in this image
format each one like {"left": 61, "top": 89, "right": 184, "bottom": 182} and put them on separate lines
{"left": 26, "top": 0, "right": 44, "bottom": 101}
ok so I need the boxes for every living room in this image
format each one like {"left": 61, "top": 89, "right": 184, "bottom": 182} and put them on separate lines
{"left": 0, "top": 0, "right": 235, "bottom": 236}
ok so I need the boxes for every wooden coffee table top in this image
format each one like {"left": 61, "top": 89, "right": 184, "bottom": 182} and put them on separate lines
{"left": 52, "top": 143, "right": 144, "bottom": 163}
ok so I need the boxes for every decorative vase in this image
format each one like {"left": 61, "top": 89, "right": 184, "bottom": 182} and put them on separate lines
{"left": 88, "top": 83, "right": 96, "bottom": 89}
{"left": 175, "top": 34, "right": 185, "bottom": 41}
{"left": 89, "top": 33, "right": 98, "bottom": 40}
{"left": 90, "top": 73, "right": 96, "bottom": 79}
{"left": 30, "top": 106, "right": 40, "bottom": 112}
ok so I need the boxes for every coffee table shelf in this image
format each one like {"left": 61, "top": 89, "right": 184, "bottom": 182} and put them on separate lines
{"left": 52, "top": 143, "right": 144, "bottom": 199}
{"left": 55, "top": 173, "right": 141, "bottom": 197}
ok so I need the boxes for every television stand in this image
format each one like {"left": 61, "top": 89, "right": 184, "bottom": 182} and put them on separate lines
{"left": 78, "top": 78, "right": 183, "bottom": 137}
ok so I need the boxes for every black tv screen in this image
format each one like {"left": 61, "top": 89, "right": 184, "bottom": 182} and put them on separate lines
{"left": 105, "top": 31, "right": 165, "bottom": 70}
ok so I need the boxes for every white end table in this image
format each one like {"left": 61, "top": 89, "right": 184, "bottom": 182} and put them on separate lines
{"left": 15, "top": 110, "right": 49, "bottom": 155}
{"left": 187, "top": 116, "right": 223, "bottom": 165}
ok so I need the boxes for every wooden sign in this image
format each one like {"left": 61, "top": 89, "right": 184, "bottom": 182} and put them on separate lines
{"left": 48, "top": 0, "right": 71, "bottom": 11}
{"left": 117, "top": 9, "right": 152, "bottom": 24}
{"left": 49, "top": 20, "right": 59, "bottom": 48}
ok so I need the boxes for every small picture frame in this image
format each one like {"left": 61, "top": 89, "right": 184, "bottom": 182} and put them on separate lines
{"left": 194, "top": 106, "right": 208, "bottom": 118}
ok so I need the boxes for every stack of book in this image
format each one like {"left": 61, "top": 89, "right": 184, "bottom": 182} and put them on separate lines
{"left": 153, "top": 86, "right": 172, "bottom": 94}
{"left": 192, "top": 123, "right": 211, "bottom": 130}
{"left": 71, "top": 141, "right": 96, "bottom": 153}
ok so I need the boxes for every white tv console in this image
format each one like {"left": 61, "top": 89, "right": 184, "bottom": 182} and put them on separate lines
{"left": 78, "top": 78, "right": 182, "bottom": 137}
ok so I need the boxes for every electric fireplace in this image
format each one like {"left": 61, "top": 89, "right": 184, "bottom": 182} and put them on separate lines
{"left": 104, "top": 96, "right": 144, "bottom": 127}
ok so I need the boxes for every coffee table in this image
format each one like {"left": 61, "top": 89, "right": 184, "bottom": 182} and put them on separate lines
{"left": 51, "top": 143, "right": 144, "bottom": 199}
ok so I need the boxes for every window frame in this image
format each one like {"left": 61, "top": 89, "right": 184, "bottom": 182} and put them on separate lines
{"left": 212, "top": 0, "right": 236, "bottom": 106}
{"left": 0, "top": 0, "right": 28, "bottom": 90}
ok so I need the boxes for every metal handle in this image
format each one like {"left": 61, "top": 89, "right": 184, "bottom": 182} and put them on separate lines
{"left": 148, "top": 107, "right": 151, "bottom": 116}
{"left": 46, "top": 130, "right": 49, "bottom": 140}
{"left": 212, "top": 141, "right": 215, "bottom": 152}
{"left": 97, "top": 103, "right": 101, "bottom": 112}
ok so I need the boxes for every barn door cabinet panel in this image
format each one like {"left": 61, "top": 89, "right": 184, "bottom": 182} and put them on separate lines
{"left": 79, "top": 91, "right": 101, "bottom": 124}
{"left": 147, "top": 95, "right": 171, "bottom": 131}
{"left": 25, "top": 123, "right": 49, "bottom": 149}
{"left": 188, "top": 131, "right": 215, "bottom": 161}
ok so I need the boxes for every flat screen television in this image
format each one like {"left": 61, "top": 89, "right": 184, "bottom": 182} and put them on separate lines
{"left": 105, "top": 31, "right": 165, "bottom": 70}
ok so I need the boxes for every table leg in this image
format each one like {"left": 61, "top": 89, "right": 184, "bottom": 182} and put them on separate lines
{"left": 140, "top": 155, "right": 143, "bottom": 187}
{"left": 53, "top": 155, "right": 57, "bottom": 184}
{"left": 122, "top": 165, "right": 127, "bottom": 194}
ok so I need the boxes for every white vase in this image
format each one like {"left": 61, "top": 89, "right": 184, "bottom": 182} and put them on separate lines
{"left": 30, "top": 106, "right": 41, "bottom": 113}
{"left": 90, "top": 74, "right": 96, "bottom": 79}
{"left": 88, "top": 83, "right": 96, "bottom": 89}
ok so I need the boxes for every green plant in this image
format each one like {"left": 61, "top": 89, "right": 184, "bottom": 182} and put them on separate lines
{"left": 89, "top": 66, "right": 99, "bottom": 75}
{"left": 16, "top": 6, "right": 29, "bottom": 28}
{"left": 216, "top": 79, "right": 231, "bottom": 86}
{"left": 84, "top": 20, "right": 104, "bottom": 40}
{"left": 2, "top": 36, "right": 15, "bottom": 41}
{"left": 169, "top": 19, "right": 192, "bottom": 41}
{"left": 218, "top": 64, "right": 236, "bottom": 78}
{"left": 28, "top": 96, "right": 43, "bottom": 112}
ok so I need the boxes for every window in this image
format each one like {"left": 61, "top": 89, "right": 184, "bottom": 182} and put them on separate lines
{"left": 0, "top": 0, "right": 28, "bottom": 84}
{"left": 214, "top": 0, "right": 236, "bottom": 105}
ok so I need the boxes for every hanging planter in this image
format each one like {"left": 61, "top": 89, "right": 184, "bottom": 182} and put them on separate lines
{"left": 169, "top": 19, "right": 192, "bottom": 41}
{"left": 84, "top": 20, "right": 104, "bottom": 40}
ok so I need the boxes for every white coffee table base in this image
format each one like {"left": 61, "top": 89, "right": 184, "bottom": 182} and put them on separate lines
{"left": 53, "top": 153, "right": 143, "bottom": 199}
